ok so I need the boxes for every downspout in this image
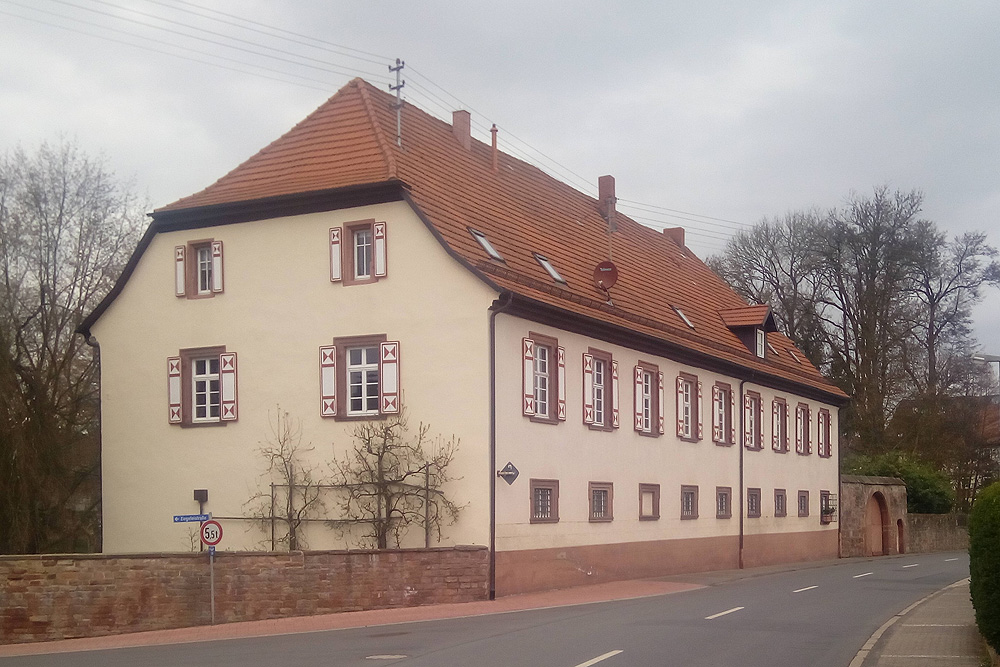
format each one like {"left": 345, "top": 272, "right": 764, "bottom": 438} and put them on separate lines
{"left": 738, "top": 378, "right": 747, "bottom": 570}
{"left": 488, "top": 292, "right": 514, "bottom": 600}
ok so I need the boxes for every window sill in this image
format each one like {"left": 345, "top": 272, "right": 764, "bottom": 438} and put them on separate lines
{"left": 714, "top": 440, "right": 734, "bottom": 447}
{"left": 180, "top": 421, "right": 227, "bottom": 429}
{"left": 636, "top": 430, "right": 661, "bottom": 439}
{"left": 639, "top": 515, "right": 659, "bottom": 521}
{"left": 335, "top": 413, "right": 388, "bottom": 422}
{"left": 528, "top": 415, "right": 560, "bottom": 425}
{"left": 681, "top": 514, "right": 698, "bottom": 520}
{"left": 587, "top": 423, "right": 614, "bottom": 432}
{"left": 529, "top": 517, "right": 559, "bottom": 524}
{"left": 589, "top": 517, "right": 613, "bottom": 523}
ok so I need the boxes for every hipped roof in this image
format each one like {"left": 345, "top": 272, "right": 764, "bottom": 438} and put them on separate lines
{"left": 93, "top": 78, "right": 846, "bottom": 403}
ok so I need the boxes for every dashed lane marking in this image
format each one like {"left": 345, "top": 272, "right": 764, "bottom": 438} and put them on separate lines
{"left": 903, "top": 564, "right": 919, "bottom": 568}
{"left": 853, "top": 572, "right": 873, "bottom": 578}
{"left": 945, "top": 558, "right": 959, "bottom": 562}
{"left": 705, "top": 607, "right": 744, "bottom": 620}
{"left": 574, "top": 649, "right": 624, "bottom": 667}
{"left": 793, "top": 586, "right": 818, "bottom": 593}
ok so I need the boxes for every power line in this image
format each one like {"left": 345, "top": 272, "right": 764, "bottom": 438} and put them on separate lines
{"left": 8, "top": 0, "right": 756, "bottom": 236}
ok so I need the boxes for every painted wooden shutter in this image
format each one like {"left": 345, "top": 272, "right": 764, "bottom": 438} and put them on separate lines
{"left": 696, "top": 381, "right": 703, "bottom": 440}
{"left": 374, "top": 222, "right": 387, "bottom": 277}
{"left": 729, "top": 391, "right": 737, "bottom": 445}
{"left": 743, "top": 394, "right": 754, "bottom": 447}
{"left": 675, "top": 375, "right": 685, "bottom": 437}
{"left": 772, "top": 401, "right": 780, "bottom": 450}
{"left": 556, "top": 346, "right": 566, "bottom": 421}
{"left": 522, "top": 338, "right": 535, "bottom": 416}
{"left": 220, "top": 352, "right": 238, "bottom": 421}
{"left": 168, "top": 356, "right": 182, "bottom": 423}
{"left": 320, "top": 345, "right": 337, "bottom": 417}
{"left": 174, "top": 246, "right": 186, "bottom": 296}
{"left": 582, "top": 353, "right": 595, "bottom": 425}
{"left": 611, "top": 360, "right": 619, "bottom": 428}
{"left": 379, "top": 341, "right": 400, "bottom": 414}
{"left": 211, "top": 240, "right": 224, "bottom": 293}
{"left": 633, "top": 366, "right": 644, "bottom": 431}
{"left": 329, "top": 227, "right": 342, "bottom": 282}
{"left": 657, "top": 372, "right": 665, "bottom": 434}
{"left": 711, "top": 385, "right": 722, "bottom": 442}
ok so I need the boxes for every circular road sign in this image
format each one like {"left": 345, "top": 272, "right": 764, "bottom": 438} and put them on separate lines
{"left": 200, "top": 519, "right": 223, "bottom": 546}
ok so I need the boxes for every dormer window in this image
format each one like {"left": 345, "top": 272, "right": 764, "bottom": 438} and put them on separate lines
{"left": 673, "top": 306, "right": 695, "bottom": 329}
{"left": 755, "top": 329, "right": 765, "bottom": 358}
{"left": 470, "top": 228, "right": 504, "bottom": 261}
{"left": 533, "top": 253, "right": 566, "bottom": 284}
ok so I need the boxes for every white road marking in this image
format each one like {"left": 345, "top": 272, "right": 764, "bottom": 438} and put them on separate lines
{"left": 904, "top": 624, "right": 968, "bottom": 627}
{"left": 793, "top": 585, "right": 818, "bottom": 593}
{"left": 574, "top": 650, "right": 624, "bottom": 667}
{"left": 945, "top": 558, "right": 959, "bottom": 562}
{"left": 881, "top": 655, "right": 970, "bottom": 659}
{"left": 853, "top": 572, "right": 873, "bottom": 578}
{"left": 902, "top": 564, "right": 919, "bottom": 568}
{"left": 705, "top": 606, "right": 744, "bottom": 620}
{"left": 366, "top": 656, "right": 407, "bottom": 660}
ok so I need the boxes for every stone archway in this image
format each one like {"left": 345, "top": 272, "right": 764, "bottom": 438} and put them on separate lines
{"left": 864, "top": 492, "right": 890, "bottom": 556}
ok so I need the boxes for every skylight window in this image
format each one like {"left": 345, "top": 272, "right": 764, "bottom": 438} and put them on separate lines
{"left": 673, "top": 306, "right": 695, "bottom": 329}
{"left": 533, "top": 253, "right": 566, "bottom": 284}
{"left": 469, "top": 228, "right": 504, "bottom": 262}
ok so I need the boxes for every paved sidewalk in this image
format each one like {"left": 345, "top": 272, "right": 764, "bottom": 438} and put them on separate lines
{"left": 855, "top": 578, "right": 986, "bottom": 667}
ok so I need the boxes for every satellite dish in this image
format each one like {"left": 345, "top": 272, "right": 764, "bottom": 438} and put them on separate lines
{"left": 593, "top": 261, "right": 619, "bottom": 290}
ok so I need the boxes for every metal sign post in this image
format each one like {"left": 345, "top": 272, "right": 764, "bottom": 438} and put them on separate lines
{"left": 200, "top": 520, "right": 223, "bottom": 625}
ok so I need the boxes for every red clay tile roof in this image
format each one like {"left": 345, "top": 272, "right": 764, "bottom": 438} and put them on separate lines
{"left": 718, "top": 305, "right": 774, "bottom": 329}
{"left": 156, "top": 78, "right": 846, "bottom": 400}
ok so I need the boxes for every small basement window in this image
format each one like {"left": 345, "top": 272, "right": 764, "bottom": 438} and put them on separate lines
{"left": 469, "top": 228, "right": 504, "bottom": 261}
{"left": 533, "top": 253, "right": 566, "bottom": 284}
{"left": 673, "top": 306, "right": 695, "bottom": 329}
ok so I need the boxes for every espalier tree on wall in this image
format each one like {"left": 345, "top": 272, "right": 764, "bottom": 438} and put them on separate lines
{"left": 245, "top": 405, "right": 463, "bottom": 551}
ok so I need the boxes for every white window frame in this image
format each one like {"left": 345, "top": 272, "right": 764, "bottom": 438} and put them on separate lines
{"left": 196, "top": 245, "right": 213, "bottom": 295}
{"left": 533, "top": 343, "right": 551, "bottom": 419}
{"left": 592, "top": 357, "right": 606, "bottom": 426}
{"left": 641, "top": 370, "right": 653, "bottom": 433}
{"left": 756, "top": 328, "right": 765, "bottom": 358}
{"left": 347, "top": 344, "right": 380, "bottom": 416}
{"left": 682, "top": 380, "right": 694, "bottom": 438}
{"left": 192, "top": 356, "right": 221, "bottom": 422}
{"left": 353, "top": 227, "right": 373, "bottom": 280}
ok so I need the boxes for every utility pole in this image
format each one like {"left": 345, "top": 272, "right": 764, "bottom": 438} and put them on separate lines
{"left": 389, "top": 59, "right": 405, "bottom": 148}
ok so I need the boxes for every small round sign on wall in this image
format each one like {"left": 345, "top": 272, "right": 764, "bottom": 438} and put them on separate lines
{"left": 200, "top": 519, "right": 223, "bottom": 546}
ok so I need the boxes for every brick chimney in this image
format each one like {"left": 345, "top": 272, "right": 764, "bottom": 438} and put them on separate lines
{"left": 662, "top": 227, "right": 685, "bottom": 248}
{"left": 452, "top": 110, "right": 472, "bottom": 151}
{"left": 598, "top": 175, "right": 617, "bottom": 232}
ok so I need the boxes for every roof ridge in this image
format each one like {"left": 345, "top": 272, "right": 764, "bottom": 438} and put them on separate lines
{"left": 353, "top": 79, "right": 398, "bottom": 180}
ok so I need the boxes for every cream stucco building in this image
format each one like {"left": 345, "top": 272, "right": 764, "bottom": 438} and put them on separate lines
{"left": 80, "top": 78, "right": 848, "bottom": 596}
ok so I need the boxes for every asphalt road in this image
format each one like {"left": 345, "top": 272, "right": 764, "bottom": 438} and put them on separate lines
{"left": 1, "top": 551, "right": 969, "bottom": 667}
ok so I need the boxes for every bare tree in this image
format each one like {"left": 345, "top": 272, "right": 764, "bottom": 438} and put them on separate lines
{"left": 329, "top": 407, "right": 462, "bottom": 550}
{"left": 0, "top": 140, "right": 143, "bottom": 553}
{"left": 245, "top": 408, "right": 324, "bottom": 551}
{"left": 707, "top": 210, "right": 827, "bottom": 365}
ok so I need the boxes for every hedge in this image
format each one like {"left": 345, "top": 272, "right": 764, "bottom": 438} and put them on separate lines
{"left": 970, "top": 481, "right": 1000, "bottom": 653}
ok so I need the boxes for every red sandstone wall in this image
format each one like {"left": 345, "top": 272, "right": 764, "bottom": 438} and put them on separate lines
{"left": 0, "top": 546, "right": 488, "bottom": 645}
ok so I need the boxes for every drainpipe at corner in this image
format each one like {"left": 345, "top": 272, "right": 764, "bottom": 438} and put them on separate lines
{"left": 488, "top": 292, "right": 514, "bottom": 600}
{"left": 738, "top": 378, "right": 747, "bottom": 570}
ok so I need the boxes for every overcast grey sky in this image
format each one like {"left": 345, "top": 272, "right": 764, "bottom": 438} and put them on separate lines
{"left": 2, "top": 0, "right": 998, "bottom": 347}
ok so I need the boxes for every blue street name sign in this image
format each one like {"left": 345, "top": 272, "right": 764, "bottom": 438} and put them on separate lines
{"left": 173, "top": 514, "right": 210, "bottom": 523}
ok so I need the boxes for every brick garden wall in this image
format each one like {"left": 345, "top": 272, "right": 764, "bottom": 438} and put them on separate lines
{"left": 906, "top": 514, "right": 969, "bottom": 553}
{"left": 0, "top": 546, "right": 488, "bottom": 644}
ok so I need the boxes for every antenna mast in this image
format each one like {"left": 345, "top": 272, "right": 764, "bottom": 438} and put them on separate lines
{"left": 389, "top": 59, "right": 405, "bottom": 148}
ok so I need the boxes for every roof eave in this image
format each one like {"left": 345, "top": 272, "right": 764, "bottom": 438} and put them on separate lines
{"left": 494, "top": 292, "right": 849, "bottom": 406}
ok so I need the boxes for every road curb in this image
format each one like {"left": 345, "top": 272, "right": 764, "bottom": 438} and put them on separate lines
{"left": 847, "top": 577, "right": 969, "bottom": 667}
